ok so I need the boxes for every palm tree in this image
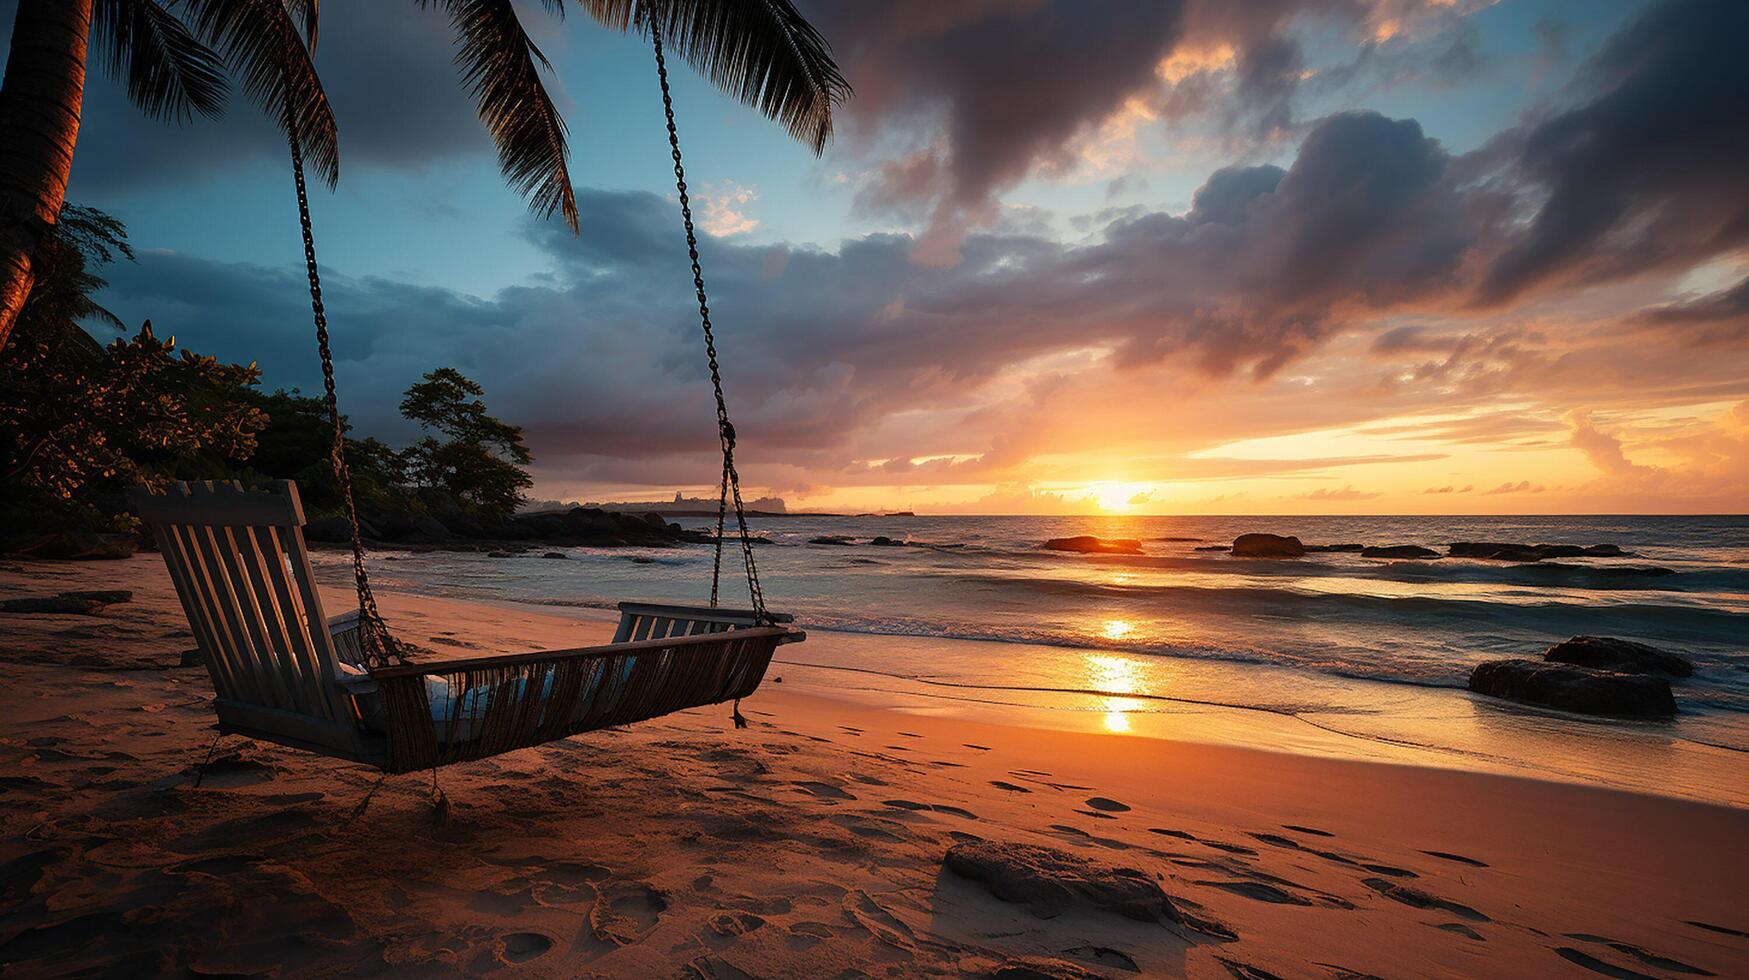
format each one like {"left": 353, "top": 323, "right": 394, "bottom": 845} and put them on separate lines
{"left": 0, "top": 0, "right": 849, "bottom": 349}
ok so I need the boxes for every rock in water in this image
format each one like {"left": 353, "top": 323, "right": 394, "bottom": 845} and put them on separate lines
{"left": 1543, "top": 636, "right": 1692, "bottom": 677}
{"left": 1231, "top": 533, "right": 1304, "bottom": 558}
{"left": 1041, "top": 536, "right": 1143, "bottom": 555}
{"left": 943, "top": 840, "right": 1180, "bottom": 923}
{"left": 1361, "top": 545, "right": 1441, "bottom": 559}
{"left": 809, "top": 535, "right": 856, "bottom": 546}
{"left": 1468, "top": 660, "right": 1675, "bottom": 717}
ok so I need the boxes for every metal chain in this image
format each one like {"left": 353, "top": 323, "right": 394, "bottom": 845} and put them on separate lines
{"left": 284, "top": 95, "right": 404, "bottom": 668}
{"left": 650, "top": 19, "right": 769, "bottom": 622}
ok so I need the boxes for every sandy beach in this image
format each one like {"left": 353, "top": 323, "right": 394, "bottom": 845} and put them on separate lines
{"left": 2, "top": 555, "right": 1746, "bottom": 979}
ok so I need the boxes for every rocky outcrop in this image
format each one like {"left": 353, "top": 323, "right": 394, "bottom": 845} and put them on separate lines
{"left": 1, "top": 589, "right": 132, "bottom": 615}
{"left": 1361, "top": 545, "right": 1441, "bottom": 559}
{"left": 1543, "top": 636, "right": 1692, "bottom": 677}
{"left": 0, "top": 532, "right": 136, "bottom": 560}
{"left": 509, "top": 507, "right": 711, "bottom": 547}
{"left": 1041, "top": 536, "right": 1143, "bottom": 555}
{"left": 1449, "top": 542, "right": 1633, "bottom": 562}
{"left": 943, "top": 840, "right": 1180, "bottom": 923}
{"left": 809, "top": 535, "right": 856, "bottom": 546}
{"left": 1467, "top": 659, "right": 1675, "bottom": 717}
{"left": 1232, "top": 533, "right": 1304, "bottom": 558}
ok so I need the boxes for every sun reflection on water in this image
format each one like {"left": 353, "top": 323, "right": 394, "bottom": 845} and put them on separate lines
{"left": 1085, "top": 652, "right": 1147, "bottom": 733}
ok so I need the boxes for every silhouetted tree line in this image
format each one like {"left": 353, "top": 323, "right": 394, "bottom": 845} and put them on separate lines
{"left": 0, "top": 207, "right": 532, "bottom": 543}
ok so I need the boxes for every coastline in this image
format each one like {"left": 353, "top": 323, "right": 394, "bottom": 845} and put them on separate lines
{"left": 2, "top": 556, "right": 1746, "bottom": 976}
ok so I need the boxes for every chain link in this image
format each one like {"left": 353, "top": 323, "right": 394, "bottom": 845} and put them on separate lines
{"left": 650, "top": 19, "right": 769, "bottom": 623}
{"left": 285, "top": 94, "right": 404, "bottom": 668}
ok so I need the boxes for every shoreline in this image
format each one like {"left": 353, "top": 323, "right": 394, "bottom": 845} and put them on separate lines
{"left": 2, "top": 556, "right": 1746, "bottom": 976}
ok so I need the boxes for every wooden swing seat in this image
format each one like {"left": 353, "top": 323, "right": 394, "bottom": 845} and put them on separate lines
{"left": 133, "top": 480, "right": 801, "bottom": 773}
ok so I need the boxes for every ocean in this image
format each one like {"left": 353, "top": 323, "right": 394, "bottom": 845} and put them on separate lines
{"left": 318, "top": 514, "right": 1749, "bottom": 806}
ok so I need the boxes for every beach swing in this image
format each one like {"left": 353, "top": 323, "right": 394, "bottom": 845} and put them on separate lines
{"left": 132, "top": 21, "right": 801, "bottom": 775}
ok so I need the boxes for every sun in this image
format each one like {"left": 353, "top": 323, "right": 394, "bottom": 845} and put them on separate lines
{"left": 1091, "top": 481, "right": 1156, "bottom": 512}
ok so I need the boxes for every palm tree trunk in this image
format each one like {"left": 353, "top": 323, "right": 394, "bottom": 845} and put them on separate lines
{"left": 0, "top": 0, "right": 93, "bottom": 353}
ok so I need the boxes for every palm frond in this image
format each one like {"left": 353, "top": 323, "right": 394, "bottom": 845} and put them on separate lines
{"left": 92, "top": 0, "right": 228, "bottom": 121}
{"left": 283, "top": 0, "right": 319, "bottom": 51}
{"left": 584, "top": 0, "right": 849, "bottom": 154}
{"left": 181, "top": 0, "right": 340, "bottom": 187}
{"left": 421, "top": 0, "right": 578, "bottom": 232}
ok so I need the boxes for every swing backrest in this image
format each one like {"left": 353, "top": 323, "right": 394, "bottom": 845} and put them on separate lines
{"left": 132, "top": 481, "right": 365, "bottom": 753}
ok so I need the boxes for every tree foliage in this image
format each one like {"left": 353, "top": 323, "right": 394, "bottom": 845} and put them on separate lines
{"left": 399, "top": 367, "right": 533, "bottom": 517}
{"left": 1, "top": 209, "right": 266, "bottom": 522}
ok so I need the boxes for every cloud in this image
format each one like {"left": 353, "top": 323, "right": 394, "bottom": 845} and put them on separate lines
{"left": 1422, "top": 484, "right": 1474, "bottom": 494}
{"left": 1298, "top": 485, "right": 1381, "bottom": 501}
{"left": 1482, "top": 480, "right": 1546, "bottom": 496}
{"left": 811, "top": 0, "right": 1186, "bottom": 247}
{"left": 697, "top": 182, "right": 761, "bottom": 237}
{"left": 1476, "top": 0, "right": 1749, "bottom": 304}
{"left": 1566, "top": 410, "right": 1648, "bottom": 477}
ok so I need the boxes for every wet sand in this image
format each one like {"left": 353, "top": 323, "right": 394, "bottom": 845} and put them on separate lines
{"left": 2, "top": 556, "right": 1745, "bottom": 977}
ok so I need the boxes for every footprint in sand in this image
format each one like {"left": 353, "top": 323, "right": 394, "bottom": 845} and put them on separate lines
{"left": 880, "top": 799, "right": 977, "bottom": 819}
{"left": 1437, "top": 922, "right": 1486, "bottom": 941}
{"left": 1563, "top": 935, "right": 1716, "bottom": 977}
{"left": 1362, "top": 878, "right": 1488, "bottom": 922}
{"left": 792, "top": 781, "right": 856, "bottom": 801}
{"left": 1282, "top": 824, "right": 1334, "bottom": 837}
{"left": 1421, "top": 849, "right": 1489, "bottom": 868}
{"left": 1064, "top": 945, "right": 1139, "bottom": 972}
{"left": 707, "top": 910, "right": 767, "bottom": 938}
{"left": 1084, "top": 797, "right": 1131, "bottom": 813}
{"left": 1685, "top": 920, "right": 1748, "bottom": 940}
{"left": 988, "top": 780, "right": 1031, "bottom": 793}
{"left": 590, "top": 882, "right": 667, "bottom": 946}
{"left": 500, "top": 932, "right": 552, "bottom": 964}
{"left": 1554, "top": 947, "right": 1661, "bottom": 980}
{"left": 1197, "top": 879, "right": 1313, "bottom": 906}
{"left": 1046, "top": 824, "right": 1129, "bottom": 851}
{"left": 963, "top": 743, "right": 991, "bottom": 751}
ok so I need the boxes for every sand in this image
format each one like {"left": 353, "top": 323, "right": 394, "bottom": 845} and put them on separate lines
{"left": 2, "top": 555, "right": 1746, "bottom": 978}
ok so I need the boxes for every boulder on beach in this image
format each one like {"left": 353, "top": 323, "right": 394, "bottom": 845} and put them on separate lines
{"left": 1543, "top": 636, "right": 1692, "bottom": 677}
{"left": 1361, "top": 545, "right": 1441, "bottom": 559}
{"left": 943, "top": 840, "right": 1180, "bottom": 924}
{"left": 1467, "top": 659, "right": 1675, "bottom": 717}
{"left": 1231, "top": 533, "right": 1304, "bottom": 558}
{"left": 1448, "top": 541, "right": 1634, "bottom": 562}
{"left": 1041, "top": 536, "right": 1143, "bottom": 555}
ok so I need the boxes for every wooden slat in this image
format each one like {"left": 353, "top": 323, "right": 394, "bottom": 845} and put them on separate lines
{"left": 152, "top": 523, "right": 236, "bottom": 700}
{"left": 370, "top": 626, "right": 792, "bottom": 679}
{"left": 167, "top": 522, "right": 258, "bottom": 704}
{"left": 234, "top": 524, "right": 320, "bottom": 717}
{"left": 131, "top": 479, "right": 305, "bottom": 528}
{"left": 616, "top": 601, "right": 793, "bottom": 624}
{"left": 282, "top": 523, "right": 345, "bottom": 691}
{"left": 631, "top": 615, "right": 655, "bottom": 641}
{"left": 193, "top": 518, "right": 297, "bottom": 712}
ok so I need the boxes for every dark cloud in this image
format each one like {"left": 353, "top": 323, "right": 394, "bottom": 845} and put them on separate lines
{"left": 94, "top": 106, "right": 1488, "bottom": 486}
{"left": 808, "top": 0, "right": 1185, "bottom": 240}
{"left": 1629, "top": 275, "right": 1749, "bottom": 347}
{"left": 1477, "top": 0, "right": 1749, "bottom": 304}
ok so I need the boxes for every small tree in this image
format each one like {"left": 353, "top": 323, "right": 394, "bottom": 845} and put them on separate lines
{"left": 399, "top": 367, "right": 532, "bottom": 517}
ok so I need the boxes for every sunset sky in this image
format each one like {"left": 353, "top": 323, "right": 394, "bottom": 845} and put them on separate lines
{"left": 17, "top": 0, "right": 1749, "bottom": 514}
